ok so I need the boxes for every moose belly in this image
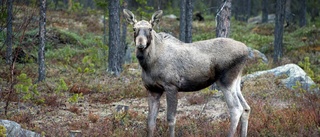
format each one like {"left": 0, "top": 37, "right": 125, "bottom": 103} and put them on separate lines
{"left": 178, "top": 77, "right": 217, "bottom": 91}
{"left": 141, "top": 70, "right": 217, "bottom": 92}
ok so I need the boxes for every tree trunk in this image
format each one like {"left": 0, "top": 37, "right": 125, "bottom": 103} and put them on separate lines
{"left": 63, "top": 0, "right": 68, "bottom": 9}
{"left": 233, "top": 0, "right": 239, "bottom": 21}
{"left": 185, "top": 0, "right": 193, "bottom": 43}
{"left": 6, "top": 0, "right": 13, "bottom": 65}
{"left": 179, "top": 0, "right": 193, "bottom": 43}
{"left": 246, "top": 0, "right": 251, "bottom": 21}
{"left": 216, "top": 0, "right": 232, "bottom": 38}
{"left": 262, "top": 0, "right": 268, "bottom": 23}
{"left": 299, "top": 0, "right": 306, "bottom": 27}
{"left": 179, "top": 0, "right": 186, "bottom": 42}
{"left": 273, "top": 0, "right": 286, "bottom": 64}
{"left": 38, "top": 0, "right": 46, "bottom": 82}
{"left": 68, "top": 0, "right": 72, "bottom": 11}
{"left": 121, "top": 0, "right": 128, "bottom": 65}
{"left": 108, "top": 0, "right": 122, "bottom": 76}
{"left": 310, "top": 2, "right": 319, "bottom": 22}
{"left": 103, "top": 13, "right": 107, "bottom": 46}
{"left": 285, "top": 0, "right": 291, "bottom": 26}
{"left": 54, "top": 0, "right": 58, "bottom": 10}
{"left": 102, "top": 12, "right": 107, "bottom": 68}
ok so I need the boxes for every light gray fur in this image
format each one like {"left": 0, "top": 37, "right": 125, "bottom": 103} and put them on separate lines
{"left": 124, "top": 9, "right": 251, "bottom": 137}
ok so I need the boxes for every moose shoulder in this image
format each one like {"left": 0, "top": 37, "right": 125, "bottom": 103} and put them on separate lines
{"left": 124, "top": 9, "right": 250, "bottom": 137}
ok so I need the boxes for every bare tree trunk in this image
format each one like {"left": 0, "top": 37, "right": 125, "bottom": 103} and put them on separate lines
{"left": 179, "top": 0, "right": 186, "bottom": 42}
{"left": 285, "top": 0, "right": 292, "bottom": 26}
{"left": 310, "top": 2, "right": 319, "bottom": 22}
{"left": 54, "top": 0, "right": 58, "bottom": 10}
{"left": 262, "top": 0, "right": 268, "bottom": 23}
{"left": 179, "top": 0, "right": 193, "bottom": 43}
{"left": 273, "top": 0, "right": 286, "bottom": 64}
{"left": 299, "top": 0, "right": 306, "bottom": 27}
{"left": 63, "top": 0, "right": 68, "bottom": 9}
{"left": 185, "top": 0, "right": 193, "bottom": 43}
{"left": 108, "top": 0, "right": 122, "bottom": 76}
{"left": 216, "top": 0, "right": 232, "bottom": 38}
{"left": 68, "top": 0, "right": 72, "bottom": 11}
{"left": 102, "top": 11, "right": 107, "bottom": 68}
{"left": 246, "top": 0, "right": 251, "bottom": 21}
{"left": 6, "top": 0, "right": 13, "bottom": 65}
{"left": 121, "top": 0, "right": 128, "bottom": 65}
{"left": 38, "top": 0, "right": 46, "bottom": 82}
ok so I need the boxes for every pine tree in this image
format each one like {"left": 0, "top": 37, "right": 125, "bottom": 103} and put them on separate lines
{"left": 216, "top": 0, "right": 232, "bottom": 38}
{"left": 38, "top": 0, "right": 46, "bottom": 82}
{"left": 273, "top": 0, "right": 286, "bottom": 64}
{"left": 108, "top": 0, "right": 123, "bottom": 76}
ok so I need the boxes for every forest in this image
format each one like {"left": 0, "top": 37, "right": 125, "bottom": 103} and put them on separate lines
{"left": 0, "top": 0, "right": 319, "bottom": 136}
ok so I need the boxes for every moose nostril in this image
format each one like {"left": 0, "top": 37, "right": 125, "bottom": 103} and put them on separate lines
{"left": 139, "top": 39, "right": 143, "bottom": 43}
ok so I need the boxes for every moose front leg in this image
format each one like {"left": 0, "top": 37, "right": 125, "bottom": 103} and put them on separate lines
{"left": 147, "top": 91, "right": 163, "bottom": 137}
{"left": 166, "top": 88, "right": 178, "bottom": 137}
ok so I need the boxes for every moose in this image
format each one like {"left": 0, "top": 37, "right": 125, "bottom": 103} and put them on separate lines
{"left": 123, "top": 9, "right": 251, "bottom": 137}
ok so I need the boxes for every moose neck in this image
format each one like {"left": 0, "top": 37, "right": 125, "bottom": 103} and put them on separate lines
{"left": 136, "top": 31, "right": 162, "bottom": 71}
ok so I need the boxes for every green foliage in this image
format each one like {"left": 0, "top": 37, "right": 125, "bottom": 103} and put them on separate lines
{"left": 245, "top": 59, "right": 270, "bottom": 74}
{"left": 46, "top": 45, "right": 79, "bottom": 65}
{"left": 55, "top": 78, "right": 68, "bottom": 95}
{"left": 76, "top": 56, "right": 96, "bottom": 81}
{"left": 192, "top": 32, "right": 215, "bottom": 42}
{"left": 68, "top": 93, "right": 84, "bottom": 104}
{"left": 292, "top": 81, "right": 306, "bottom": 94}
{"left": 0, "top": 125, "right": 6, "bottom": 137}
{"left": 14, "top": 73, "right": 39, "bottom": 102}
{"left": 0, "top": 10, "right": 7, "bottom": 24}
{"left": 78, "top": 56, "right": 96, "bottom": 73}
{"left": 71, "top": 2, "right": 84, "bottom": 12}
{"left": 95, "top": 0, "right": 108, "bottom": 9}
{"left": 285, "top": 27, "right": 320, "bottom": 51}
{"left": 298, "top": 57, "right": 320, "bottom": 81}
{"left": 84, "top": 36, "right": 106, "bottom": 68}
{"left": 113, "top": 110, "right": 129, "bottom": 125}
{"left": 200, "top": 88, "right": 218, "bottom": 96}
{"left": 135, "top": 0, "right": 154, "bottom": 20}
{"left": 231, "top": 24, "right": 273, "bottom": 52}
{"left": 57, "top": 29, "right": 84, "bottom": 46}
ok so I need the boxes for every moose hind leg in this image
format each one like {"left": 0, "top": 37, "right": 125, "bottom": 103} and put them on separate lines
{"left": 166, "top": 88, "right": 178, "bottom": 137}
{"left": 218, "top": 80, "right": 244, "bottom": 137}
{"left": 236, "top": 76, "right": 250, "bottom": 137}
{"left": 147, "top": 91, "right": 163, "bottom": 137}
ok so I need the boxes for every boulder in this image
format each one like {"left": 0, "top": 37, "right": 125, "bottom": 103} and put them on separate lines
{"left": 242, "top": 64, "right": 318, "bottom": 93}
{"left": 248, "top": 14, "right": 275, "bottom": 24}
{"left": 0, "top": 120, "right": 40, "bottom": 137}
{"left": 248, "top": 47, "right": 268, "bottom": 63}
{"left": 163, "top": 14, "right": 178, "bottom": 20}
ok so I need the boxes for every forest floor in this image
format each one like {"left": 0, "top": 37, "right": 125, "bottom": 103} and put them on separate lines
{"left": 0, "top": 6, "right": 320, "bottom": 136}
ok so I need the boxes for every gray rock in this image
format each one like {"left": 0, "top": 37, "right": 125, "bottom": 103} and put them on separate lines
{"left": 0, "top": 120, "right": 40, "bottom": 137}
{"left": 247, "top": 14, "right": 275, "bottom": 24}
{"left": 242, "top": 64, "right": 318, "bottom": 93}
{"left": 248, "top": 47, "right": 268, "bottom": 63}
{"left": 163, "top": 14, "right": 177, "bottom": 20}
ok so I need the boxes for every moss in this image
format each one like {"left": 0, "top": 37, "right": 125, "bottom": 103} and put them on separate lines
{"left": 0, "top": 125, "right": 7, "bottom": 137}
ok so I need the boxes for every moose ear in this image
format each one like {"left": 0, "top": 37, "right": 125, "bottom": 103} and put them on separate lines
{"left": 123, "top": 9, "right": 137, "bottom": 25}
{"left": 150, "top": 10, "right": 163, "bottom": 27}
